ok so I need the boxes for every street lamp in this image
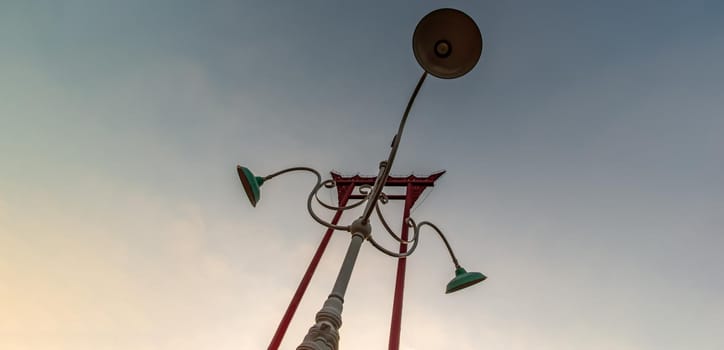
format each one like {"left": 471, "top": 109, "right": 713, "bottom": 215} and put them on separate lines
{"left": 237, "top": 8, "right": 486, "bottom": 350}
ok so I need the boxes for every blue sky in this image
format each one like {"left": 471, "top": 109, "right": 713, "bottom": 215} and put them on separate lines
{"left": 1, "top": 1, "right": 723, "bottom": 349}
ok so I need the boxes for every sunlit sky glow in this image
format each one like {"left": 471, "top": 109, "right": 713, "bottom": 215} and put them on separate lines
{"left": 1, "top": 1, "right": 723, "bottom": 349}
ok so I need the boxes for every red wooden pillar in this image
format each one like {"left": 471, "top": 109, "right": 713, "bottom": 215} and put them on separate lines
{"left": 388, "top": 183, "right": 427, "bottom": 350}
{"left": 267, "top": 183, "right": 355, "bottom": 350}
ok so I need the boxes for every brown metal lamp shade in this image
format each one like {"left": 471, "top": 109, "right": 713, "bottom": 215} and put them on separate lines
{"left": 413, "top": 8, "right": 483, "bottom": 79}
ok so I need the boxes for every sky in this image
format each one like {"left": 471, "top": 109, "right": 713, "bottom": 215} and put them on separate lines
{"left": 1, "top": 0, "right": 723, "bottom": 349}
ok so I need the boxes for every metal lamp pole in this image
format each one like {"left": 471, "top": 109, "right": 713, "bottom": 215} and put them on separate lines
{"left": 236, "top": 8, "right": 487, "bottom": 350}
{"left": 296, "top": 70, "right": 426, "bottom": 349}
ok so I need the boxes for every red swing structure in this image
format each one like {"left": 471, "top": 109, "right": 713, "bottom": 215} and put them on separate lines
{"left": 267, "top": 171, "right": 444, "bottom": 350}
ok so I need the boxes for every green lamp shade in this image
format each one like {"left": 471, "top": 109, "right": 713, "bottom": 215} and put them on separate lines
{"left": 446, "top": 267, "right": 486, "bottom": 294}
{"left": 237, "top": 166, "right": 264, "bottom": 207}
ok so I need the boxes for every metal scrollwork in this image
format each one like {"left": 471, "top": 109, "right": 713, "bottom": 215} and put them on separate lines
{"left": 313, "top": 180, "right": 371, "bottom": 211}
{"left": 306, "top": 179, "right": 351, "bottom": 232}
{"left": 367, "top": 221, "right": 420, "bottom": 258}
{"left": 302, "top": 173, "right": 401, "bottom": 234}
{"left": 374, "top": 194, "right": 415, "bottom": 244}
{"left": 365, "top": 217, "right": 459, "bottom": 267}
{"left": 262, "top": 167, "right": 459, "bottom": 266}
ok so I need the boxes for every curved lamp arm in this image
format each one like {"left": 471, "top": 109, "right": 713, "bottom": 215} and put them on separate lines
{"left": 359, "top": 72, "right": 428, "bottom": 222}
{"left": 369, "top": 217, "right": 486, "bottom": 295}
{"left": 367, "top": 221, "right": 420, "bottom": 258}
{"left": 367, "top": 218, "right": 460, "bottom": 269}
{"left": 262, "top": 166, "right": 319, "bottom": 182}
{"left": 314, "top": 181, "right": 372, "bottom": 211}
{"left": 413, "top": 220, "right": 461, "bottom": 268}
{"left": 375, "top": 194, "right": 415, "bottom": 244}
{"left": 263, "top": 167, "right": 351, "bottom": 232}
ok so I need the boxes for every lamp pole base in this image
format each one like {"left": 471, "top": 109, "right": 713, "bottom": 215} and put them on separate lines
{"left": 297, "top": 222, "right": 369, "bottom": 350}
{"left": 297, "top": 296, "right": 343, "bottom": 350}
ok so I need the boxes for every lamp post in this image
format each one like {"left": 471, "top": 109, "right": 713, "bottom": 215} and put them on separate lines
{"left": 237, "top": 8, "right": 486, "bottom": 350}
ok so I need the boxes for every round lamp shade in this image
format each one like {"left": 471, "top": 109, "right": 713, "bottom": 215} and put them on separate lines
{"left": 446, "top": 267, "right": 486, "bottom": 294}
{"left": 413, "top": 8, "right": 483, "bottom": 79}
{"left": 237, "top": 166, "right": 264, "bottom": 207}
